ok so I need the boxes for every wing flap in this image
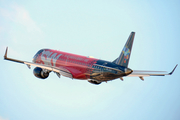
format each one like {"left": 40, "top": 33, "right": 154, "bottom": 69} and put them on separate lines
{"left": 128, "top": 71, "right": 168, "bottom": 76}
{"left": 128, "top": 65, "right": 178, "bottom": 77}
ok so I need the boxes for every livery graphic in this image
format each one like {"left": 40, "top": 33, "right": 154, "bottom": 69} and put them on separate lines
{"left": 41, "top": 50, "right": 62, "bottom": 66}
{"left": 122, "top": 46, "right": 130, "bottom": 63}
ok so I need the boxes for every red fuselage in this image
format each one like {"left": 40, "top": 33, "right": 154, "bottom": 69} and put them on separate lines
{"left": 33, "top": 49, "right": 99, "bottom": 80}
{"left": 33, "top": 49, "right": 130, "bottom": 81}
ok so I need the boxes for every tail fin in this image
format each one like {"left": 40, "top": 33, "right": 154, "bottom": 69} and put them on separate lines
{"left": 113, "top": 32, "right": 135, "bottom": 67}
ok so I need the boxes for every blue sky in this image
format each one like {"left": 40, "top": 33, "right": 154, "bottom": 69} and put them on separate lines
{"left": 0, "top": 0, "right": 180, "bottom": 120}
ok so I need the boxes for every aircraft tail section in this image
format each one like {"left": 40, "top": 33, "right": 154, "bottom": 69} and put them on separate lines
{"left": 113, "top": 32, "right": 135, "bottom": 67}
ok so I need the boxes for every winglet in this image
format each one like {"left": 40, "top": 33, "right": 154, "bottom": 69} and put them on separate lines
{"left": 4, "top": 47, "right": 24, "bottom": 64}
{"left": 169, "top": 64, "right": 178, "bottom": 75}
{"left": 4, "top": 47, "right": 8, "bottom": 59}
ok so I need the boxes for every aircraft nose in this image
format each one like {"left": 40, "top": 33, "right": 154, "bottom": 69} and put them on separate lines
{"left": 125, "top": 68, "right": 133, "bottom": 75}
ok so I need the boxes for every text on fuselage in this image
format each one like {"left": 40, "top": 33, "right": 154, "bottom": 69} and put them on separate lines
{"left": 41, "top": 50, "right": 62, "bottom": 66}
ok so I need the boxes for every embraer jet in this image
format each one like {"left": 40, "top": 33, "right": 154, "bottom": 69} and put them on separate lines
{"left": 4, "top": 32, "right": 177, "bottom": 85}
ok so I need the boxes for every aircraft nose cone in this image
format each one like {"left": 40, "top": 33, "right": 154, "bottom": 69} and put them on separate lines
{"left": 125, "top": 68, "right": 133, "bottom": 75}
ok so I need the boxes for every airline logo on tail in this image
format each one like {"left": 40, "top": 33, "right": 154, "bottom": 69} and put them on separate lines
{"left": 113, "top": 32, "right": 135, "bottom": 67}
{"left": 122, "top": 46, "right": 130, "bottom": 63}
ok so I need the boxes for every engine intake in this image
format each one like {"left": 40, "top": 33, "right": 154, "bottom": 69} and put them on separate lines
{"left": 33, "top": 67, "right": 49, "bottom": 79}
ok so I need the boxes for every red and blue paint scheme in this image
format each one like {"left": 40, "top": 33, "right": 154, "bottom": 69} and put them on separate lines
{"left": 33, "top": 49, "right": 130, "bottom": 81}
{"left": 33, "top": 49, "right": 99, "bottom": 80}
{"left": 4, "top": 32, "right": 177, "bottom": 85}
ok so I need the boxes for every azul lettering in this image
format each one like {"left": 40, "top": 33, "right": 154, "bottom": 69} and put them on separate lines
{"left": 41, "top": 50, "right": 62, "bottom": 66}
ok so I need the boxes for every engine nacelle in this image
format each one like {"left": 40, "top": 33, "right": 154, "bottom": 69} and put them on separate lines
{"left": 88, "top": 80, "right": 101, "bottom": 85}
{"left": 33, "top": 67, "right": 49, "bottom": 79}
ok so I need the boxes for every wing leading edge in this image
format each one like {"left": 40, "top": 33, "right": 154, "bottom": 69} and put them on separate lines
{"left": 127, "top": 65, "right": 178, "bottom": 80}
{"left": 4, "top": 47, "right": 73, "bottom": 78}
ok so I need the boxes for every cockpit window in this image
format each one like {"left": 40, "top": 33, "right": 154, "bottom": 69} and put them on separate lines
{"left": 32, "top": 49, "right": 44, "bottom": 62}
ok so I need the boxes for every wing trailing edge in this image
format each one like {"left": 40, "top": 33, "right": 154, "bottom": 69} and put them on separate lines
{"left": 127, "top": 64, "right": 178, "bottom": 80}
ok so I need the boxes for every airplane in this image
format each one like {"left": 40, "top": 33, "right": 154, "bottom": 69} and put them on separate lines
{"left": 4, "top": 32, "right": 178, "bottom": 85}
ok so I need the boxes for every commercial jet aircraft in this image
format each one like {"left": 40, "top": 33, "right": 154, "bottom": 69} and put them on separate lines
{"left": 4, "top": 32, "right": 178, "bottom": 85}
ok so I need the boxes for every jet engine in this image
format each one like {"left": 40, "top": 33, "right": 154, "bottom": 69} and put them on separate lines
{"left": 33, "top": 67, "right": 50, "bottom": 79}
{"left": 88, "top": 80, "right": 101, "bottom": 85}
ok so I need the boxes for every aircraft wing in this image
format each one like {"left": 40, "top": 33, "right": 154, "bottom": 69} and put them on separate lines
{"left": 4, "top": 47, "right": 73, "bottom": 78}
{"left": 127, "top": 65, "right": 178, "bottom": 80}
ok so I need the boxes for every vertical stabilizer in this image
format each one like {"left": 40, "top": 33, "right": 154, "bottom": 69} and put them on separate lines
{"left": 113, "top": 32, "right": 135, "bottom": 67}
